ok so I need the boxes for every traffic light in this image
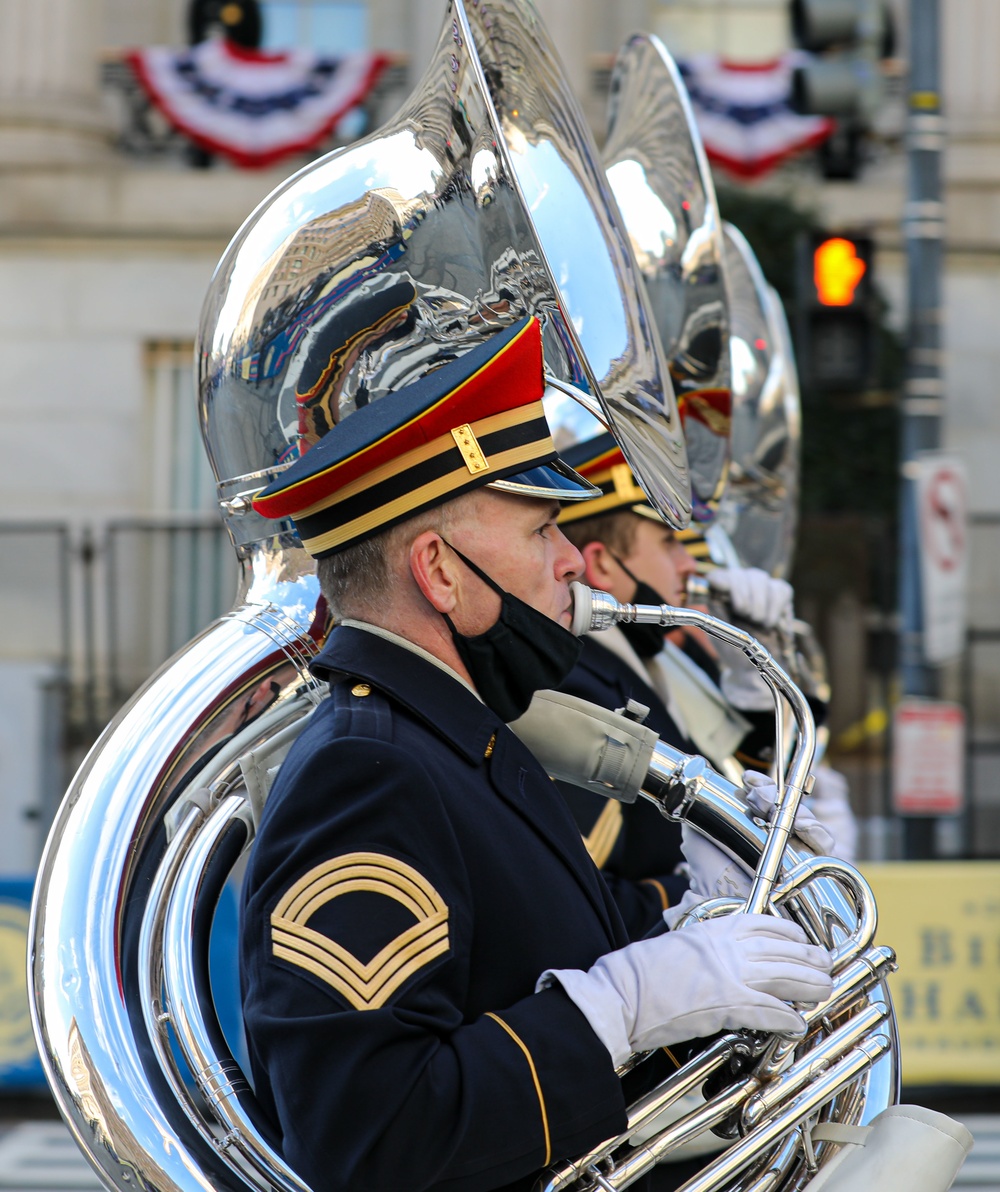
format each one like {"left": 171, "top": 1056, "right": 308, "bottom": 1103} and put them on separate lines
{"left": 795, "top": 231, "right": 877, "bottom": 391}
{"left": 789, "top": 0, "right": 894, "bottom": 178}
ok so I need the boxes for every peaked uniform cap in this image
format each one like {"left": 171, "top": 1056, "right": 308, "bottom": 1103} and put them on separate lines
{"left": 557, "top": 432, "right": 712, "bottom": 559}
{"left": 253, "top": 317, "right": 598, "bottom": 558}
{"left": 557, "top": 432, "right": 662, "bottom": 525}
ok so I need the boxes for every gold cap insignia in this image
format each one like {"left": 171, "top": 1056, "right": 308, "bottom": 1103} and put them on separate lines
{"left": 450, "top": 424, "right": 489, "bottom": 475}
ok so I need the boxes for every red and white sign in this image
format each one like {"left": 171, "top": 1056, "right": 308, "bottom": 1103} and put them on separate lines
{"left": 892, "top": 699, "right": 966, "bottom": 815}
{"left": 914, "top": 453, "right": 968, "bottom": 663}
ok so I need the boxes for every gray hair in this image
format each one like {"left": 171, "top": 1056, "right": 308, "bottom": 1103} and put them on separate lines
{"left": 316, "top": 502, "right": 456, "bottom": 620}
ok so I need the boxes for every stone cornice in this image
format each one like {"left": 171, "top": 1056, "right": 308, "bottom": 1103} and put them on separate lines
{"left": 0, "top": 164, "right": 287, "bottom": 240}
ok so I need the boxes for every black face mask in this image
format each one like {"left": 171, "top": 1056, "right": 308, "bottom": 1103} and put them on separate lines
{"left": 441, "top": 541, "right": 583, "bottom": 723}
{"left": 610, "top": 552, "right": 670, "bottom": 660}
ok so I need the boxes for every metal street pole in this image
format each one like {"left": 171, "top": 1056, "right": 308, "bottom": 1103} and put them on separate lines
{"left": 897, "top": 0, "right": 944, "bottom": 858}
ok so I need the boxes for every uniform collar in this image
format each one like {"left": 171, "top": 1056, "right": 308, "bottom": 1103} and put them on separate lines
{"left": 340, "top": 618, "right": 482, "bottom": 702}
{"left": 311, "top": 623, "right": 500, "bottom": 764}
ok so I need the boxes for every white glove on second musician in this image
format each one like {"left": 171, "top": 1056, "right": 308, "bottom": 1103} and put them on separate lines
{"left": 710, "top": 567, "right": 794, "bottom": 629}
{"left": 805, "top": 765, "right": 858, "bottom": 863}
{"left": 674, "top": 772, "right": 836, "bottom": 925}
{"left": 541, "top": 914, "right": 833, "bottom": 1068}
{"left": 741, "top": 770, "right": 836, "bottom": 856}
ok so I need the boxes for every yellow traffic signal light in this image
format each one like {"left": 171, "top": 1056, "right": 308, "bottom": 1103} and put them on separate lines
{"left": 814, "top": 236, "right": 867, "bottom": 306}
{"left": 796, "top": 230, "right": 876, "bottom": 389}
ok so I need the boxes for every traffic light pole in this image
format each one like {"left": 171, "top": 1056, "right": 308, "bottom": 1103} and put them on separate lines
{"left": 897, "top": 0, "right": 944, "bottom": 857}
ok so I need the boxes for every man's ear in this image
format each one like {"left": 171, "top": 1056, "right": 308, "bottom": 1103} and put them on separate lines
{"left": 409, "top": 531, "right": 459, "bottom": 613}
{"left": 580, "top": 540, "right": 616, "bottom": 590}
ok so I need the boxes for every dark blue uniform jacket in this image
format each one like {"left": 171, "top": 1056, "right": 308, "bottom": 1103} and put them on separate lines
{"left": 557, "top": 636, "right": 695, "bottom": 938}
{"left": 241, "top": 625, "right": 636, "bottom": 1192}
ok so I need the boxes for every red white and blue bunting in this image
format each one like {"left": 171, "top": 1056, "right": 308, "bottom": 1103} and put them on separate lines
{"left": 677, "top": 53, "right": 834, "bottom": 179}
{"left": 127, "top": 39, "right": 389, "bottom": 168}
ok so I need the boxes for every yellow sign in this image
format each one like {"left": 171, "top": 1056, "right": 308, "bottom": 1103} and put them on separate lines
{"left": 861, "top": 862, "right": 1000, "bottom": 1084}
{"left": 0, "top": 902, "right": 36, "bottom": 1071}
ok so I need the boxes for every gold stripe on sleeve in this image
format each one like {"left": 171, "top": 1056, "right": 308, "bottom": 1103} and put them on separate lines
{"left": 641, "top": 878, "right": 670, "bottom": 911}
{"left": 485, "top": 1012, "right": 552, "bottom": 1166}
{"left": 270, "top": 852, "right": 450, "bottom": 1010}
{"left": 582, "top": 800, "right": 623, "bottom": 869}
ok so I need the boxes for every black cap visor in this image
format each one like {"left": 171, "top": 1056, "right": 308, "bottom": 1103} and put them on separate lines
{"left": 487, "top": 458, "right": 601, "bottom": 503}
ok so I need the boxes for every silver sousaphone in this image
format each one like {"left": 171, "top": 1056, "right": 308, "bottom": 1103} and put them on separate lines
{"left": 602, "top": 33, "right": 732, "bottom": 518}
{"left": 716, "top": 222, "right": 801, "bottom": 580}
{"left": 199, "top": 0, "right": 690, "bottom": 549}
{"left": 28, "top": 6, "right": 893, "bottom": 1192}
{"left": 691, "top": 225, "right": 832, "bottom": 745}
{"left": 596, "top": 36, "right": 828, "bottom": 760}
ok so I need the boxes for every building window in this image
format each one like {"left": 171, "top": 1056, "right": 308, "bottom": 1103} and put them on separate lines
{"left": 260, "top": 1, "right": 368, "bottom": 52}
{"left": 109, "top": 342, "right": 234, "bottom": 698}
{"left": 144, "top": 341, "right": 217, "bottom": 515}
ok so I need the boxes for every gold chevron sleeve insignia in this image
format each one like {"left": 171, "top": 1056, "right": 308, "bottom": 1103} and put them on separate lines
{"left": 270, "top": 852, "right": 450, "bottom": 1010}
{"left": 582, "top": 799, "right": 623, "bottom": 869}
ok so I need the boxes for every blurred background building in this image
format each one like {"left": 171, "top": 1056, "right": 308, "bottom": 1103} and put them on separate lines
{"left": 1, "top": 0, "right": 998, "bottom": 866}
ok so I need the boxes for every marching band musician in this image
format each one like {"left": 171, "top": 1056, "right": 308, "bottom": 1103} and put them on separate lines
{"left": 551, "top": 432, "right": 703, "bottom": 937}
{"left": 240, "top": 318, "right": 834, "bottom": 1192}
{"left": 554, "top": 433, "right": 849, "bottom": 941}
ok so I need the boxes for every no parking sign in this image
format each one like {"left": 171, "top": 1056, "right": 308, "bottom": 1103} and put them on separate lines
{"left": 914, "top": 453, "right": 968, "bottom": 662}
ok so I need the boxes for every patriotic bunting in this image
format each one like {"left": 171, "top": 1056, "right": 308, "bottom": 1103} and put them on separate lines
{"left": 127, "top": 38, "right": 389, "bottom": 168}
{"left": 128, "top": 40, "right": 829, "bottom": 180}
{"left": 678, "top": 53, "right": 835, "bottom": 179}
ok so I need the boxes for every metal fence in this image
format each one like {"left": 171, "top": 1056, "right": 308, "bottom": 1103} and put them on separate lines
{"left": 0, "top": 522, "right": 72, "bottom": 670}
{"left": 0, "top": 519, "right": 237, "bottom": 809}
{"left": 104, "top": 518, "right": 236, "bottom": 705}
{"left": 0, "top": 524, "right": 75, "bottom": 846}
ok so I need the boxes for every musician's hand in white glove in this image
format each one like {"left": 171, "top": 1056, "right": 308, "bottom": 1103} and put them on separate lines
{"left": 711, "top": 568, "right": 794, "bottom": 630}
{"left": 805, "top": 766, "right": 858, "bottom": 863}
{"left": 541, "top": 914, "right": 833, "bottom": 1067}
{"left": 709, "top": 566, "right": 793, "bottom": 710}
{"left": 664, "top": 772, "right": 834, "bottom": 928}
{"left": 741, "top": 770, "right": 835, "bottom": 855}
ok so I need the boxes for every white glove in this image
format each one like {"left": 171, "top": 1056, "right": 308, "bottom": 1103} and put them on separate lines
{"left": 806, "top": 766, "right": 858, "bottom": 863}
{"left": 542, "top": 914, "right": 833, "bottom": 1067}
{"left": 742, "top": 770, "right": 835, "bottom": 856}
{"left": 718, "top": 650, "right": 774, "bottom": 712}
{"left": 674, "top": 772, "right": 835, "bottom": 923}
{"left": 680, "top": 823, "right": 754, "bottom": 902}
{"left": 711, "top": 568, "right": 794, "bottom": 630}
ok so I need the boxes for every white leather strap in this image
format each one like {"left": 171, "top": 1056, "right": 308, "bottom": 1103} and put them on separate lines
{"left": 811, "top": 1123, "right": 871, "bottom": 1146}
{"left": 239, "top": 710, "right": 317, "bottom": 824}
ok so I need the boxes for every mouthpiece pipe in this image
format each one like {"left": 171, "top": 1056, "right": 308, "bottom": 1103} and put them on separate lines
{"left": 569, "top": 582, "right": 816, "bottom": 914}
